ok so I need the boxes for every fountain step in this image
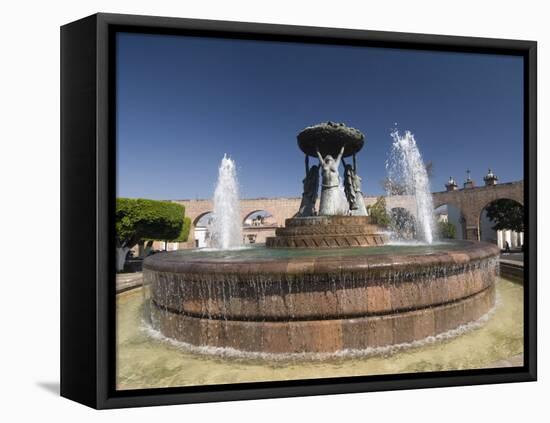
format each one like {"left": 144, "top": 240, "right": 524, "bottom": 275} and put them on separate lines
{"left": 268, "top": 215, "right": 388, "bottom": 249}
{"left": 266, "top": 234, "right": 387, "bottom": 248}
{"left": 275, "top": 225, "right": 383, "bottom": 236}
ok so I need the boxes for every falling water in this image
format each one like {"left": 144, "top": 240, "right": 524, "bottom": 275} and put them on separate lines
{"left": 210, "top": 155, "right": 242, "bottom": 249}
{"left": 336, "top": 180, "right": 350, "bottom": 216}
{"left": 387, "top": 130, "right": 436, "bottom": 244}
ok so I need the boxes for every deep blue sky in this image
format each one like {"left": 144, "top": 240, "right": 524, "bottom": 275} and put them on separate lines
{"left": 116, "top": 32, "right": 523, "bottom": 200}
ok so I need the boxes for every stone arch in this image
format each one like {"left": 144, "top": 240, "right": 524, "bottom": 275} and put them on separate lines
{"left": 432, "top": 181, "right": 524, "bottom": 241}
{"left": 478, "top": 198, "right": 524, "bottom": 248}
{"left": 241, "top": 208, "right": 279, "bottom": 245}
{"left": 470, "top": 188, "right": 523, "bottom": 228}
{"left": 478, "top": 197, "right": 524, "bottom": 219}
{"left": 240, "top": 198, "right": 301, "bottom": 227}
{"left": 433, "top": 199, "right": 464, "bottom": 215}
{"left": 191, "top": 211, "right": 214, "bottom": 248}
{"left": 193, "top": 211, "right": 214, "bottom": 227}
{"left": 242, "top": 209, "right": 276, "bottom": 226}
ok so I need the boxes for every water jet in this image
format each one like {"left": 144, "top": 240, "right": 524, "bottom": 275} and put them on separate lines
{"left": 209, "top": 154, "right": 242, "bottom": 249}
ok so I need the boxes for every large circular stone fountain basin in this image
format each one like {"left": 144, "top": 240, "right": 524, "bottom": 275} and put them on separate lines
{"left": 143, "top": 241, "right": 499, "bottom": 355}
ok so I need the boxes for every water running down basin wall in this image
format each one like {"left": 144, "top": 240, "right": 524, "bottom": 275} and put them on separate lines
{"left": 143, "top": 241, "right": 500, "bottom": 354}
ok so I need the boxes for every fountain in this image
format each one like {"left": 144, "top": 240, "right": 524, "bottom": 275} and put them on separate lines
{"left": 143, "top": 122, "right": 499, "bottom": 356}
{"left": 209, "top": 155, "right": 242, "bottom": 249}
{"left": 387, "top": 130, "right": 436, "bottom": 244}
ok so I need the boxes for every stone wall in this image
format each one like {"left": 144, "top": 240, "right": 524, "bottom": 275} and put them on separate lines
{"left": 174, "top": 180, "right": 523, "bottom": 245}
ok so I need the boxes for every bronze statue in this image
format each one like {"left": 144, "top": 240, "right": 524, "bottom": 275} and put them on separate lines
{"left": 343, "top": 162, "right": 358, "bottom": 211}
{"left": 316, "top": 146, "right": 348, "bottom": 216}
{"left": 296, "top": 163, "right": 319, "bottom": 217}
{"left": 342, "top": 157, "right": 368, "bottom": 216}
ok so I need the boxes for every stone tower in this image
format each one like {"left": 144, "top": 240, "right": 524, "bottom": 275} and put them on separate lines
{"left": 484, "top": 168, "right": 498, "bottom": 186}
{"left": 463, "top": 169, "right": 475, "bottom": 189}
{"left": 445, "top": 176, "right": 458, "bottom": 191}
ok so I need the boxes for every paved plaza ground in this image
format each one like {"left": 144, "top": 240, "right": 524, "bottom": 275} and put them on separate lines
{"left": 501, "top": 252, "right": 524, "bottom": 263}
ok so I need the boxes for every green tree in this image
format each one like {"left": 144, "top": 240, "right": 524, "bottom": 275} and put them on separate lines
{"left": 115, "top": 198, "right": 186, "bottom": 271}
{"left": 485, "top": 199, "right": 524, "bottom": 232}
{"left": 438, "top": 220, "right": 456, "bottom": 239}
{"left": 368, "top": 196, "right": 390, "bottom": 227}
{"left": 170, "top": 216, "right": 191, "bottom": 243}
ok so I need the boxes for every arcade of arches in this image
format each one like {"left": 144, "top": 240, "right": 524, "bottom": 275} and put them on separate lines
{"left": 158, "top": 180, "right": 523, "bottom": 250}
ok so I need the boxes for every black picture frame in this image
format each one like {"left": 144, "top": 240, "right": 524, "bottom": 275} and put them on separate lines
{"left": 60, "top": 12, "right": 537, "bottom": 409}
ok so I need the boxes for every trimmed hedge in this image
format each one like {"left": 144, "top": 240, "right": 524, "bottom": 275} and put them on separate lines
{"left": 116, "top": 198, "right": 187, "bottom": 248}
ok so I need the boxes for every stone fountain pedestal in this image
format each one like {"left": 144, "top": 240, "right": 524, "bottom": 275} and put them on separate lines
{"left": 266, "top": 216, "right": 388, "bottom": 248}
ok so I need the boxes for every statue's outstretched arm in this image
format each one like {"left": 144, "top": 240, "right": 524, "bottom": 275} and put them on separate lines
{"left": 316, "top": 149, "right": 324, "bottom": 163}
{"left": 336, "top": 146, "right": 345, "bottom": 165}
